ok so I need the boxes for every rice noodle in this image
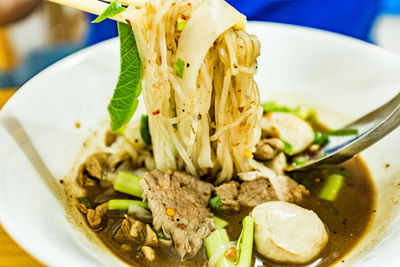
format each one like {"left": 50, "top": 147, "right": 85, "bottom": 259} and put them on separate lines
{"left": 124, "top": 0, "right": 262, "bottom": 183}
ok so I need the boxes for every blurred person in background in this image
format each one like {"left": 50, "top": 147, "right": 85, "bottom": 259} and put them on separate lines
{"left": 0, "top": 0, "right": 394, "bottom": 88}
{"left": 0, "top": 0, "right": 41, "bottom": 26}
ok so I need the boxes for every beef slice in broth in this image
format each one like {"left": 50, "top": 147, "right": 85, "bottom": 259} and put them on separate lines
{"left": 140, "top": 170, "right": 215, "bottom": 258}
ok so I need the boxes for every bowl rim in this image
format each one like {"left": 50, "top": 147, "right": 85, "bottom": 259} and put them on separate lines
{"left": 1, "top": 21, "right": 400, "bottom": 266}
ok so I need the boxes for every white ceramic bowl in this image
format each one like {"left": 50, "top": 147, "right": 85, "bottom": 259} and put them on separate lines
{"left": 0, "top": 22, "right": 399, "bottom": 267}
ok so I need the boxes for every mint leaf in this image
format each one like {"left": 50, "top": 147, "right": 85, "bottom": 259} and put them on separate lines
{"left": 108, "top": 22, "right": 142, "bottom": 132}
{"left": 92, "top": 0, "right": 126, "bottom": 23}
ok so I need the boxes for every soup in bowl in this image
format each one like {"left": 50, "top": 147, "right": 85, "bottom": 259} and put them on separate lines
{"left": 0, "top": 21, "right": 399, "bottom": 267}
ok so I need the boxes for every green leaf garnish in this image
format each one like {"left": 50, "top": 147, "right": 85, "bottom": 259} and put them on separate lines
{"left": 140, "top": 114, "right": 152, "bottom": 145}
{"left": 173, "top": 58, "right": 185, "bottom": 78}
{"left": 92, "top": 0, "right": 126, "bottom": 23}
{"left": 108, "top": 22, "right": 142, "bottom": 133}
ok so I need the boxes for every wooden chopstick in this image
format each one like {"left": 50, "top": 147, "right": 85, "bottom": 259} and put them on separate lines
{"left": 46, "top": 0, "right": 130, "bottom": 23}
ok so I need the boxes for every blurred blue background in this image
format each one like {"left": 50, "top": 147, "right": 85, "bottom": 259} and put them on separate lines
{"left": 1, "top": 0, "right": 400, "bottom": 88}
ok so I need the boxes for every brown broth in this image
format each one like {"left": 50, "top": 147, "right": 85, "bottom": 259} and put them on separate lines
{"left": 79, "top": 156, "right": 375, "bottom": 267}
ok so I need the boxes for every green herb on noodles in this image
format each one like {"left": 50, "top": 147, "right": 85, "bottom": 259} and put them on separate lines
{"left": 108, "top": 22, "right": 142, "bottom": 133}
{"left": 92, "top": 0, "right": 126, "bottom": 23}
{"left": 173, "top": 58, "right": 186, "bottom": 78}
{"left": 176, "top": 18, "right": 187, "bottom": 31}
{"left": 140, "top": 114, "right": 152, "bottom": 145}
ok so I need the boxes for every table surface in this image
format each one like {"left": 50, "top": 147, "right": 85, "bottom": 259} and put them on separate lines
{"left": 0, "top": 89, "right": 43, "bottom": 267}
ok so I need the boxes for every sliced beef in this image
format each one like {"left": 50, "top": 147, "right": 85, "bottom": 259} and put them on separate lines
{"left": 214, "top": 181, "right": 240, "bottom": 211}
{"left": 238, "top": 171, "right": 308, "bottom": 207}
{"left": 239, "top": 178, "right": 277, "bottom": 207}
{"left": 77, "top": 152, "right": 110, "bottom": 187}
{"left": 254, "top": 138, "right": 284, "bottom": 161}
{"left": 140, "top": 169, "right": 214, "bottom": 258}
{"left": 279, "top": 175, "right": 309, "bottom": 203}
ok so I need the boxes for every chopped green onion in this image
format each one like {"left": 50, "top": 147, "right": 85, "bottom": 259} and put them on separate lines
{"left": 77, "top": 197, "right": 92, "bottom": 208}
{"left": 210, "top": 196, "right": 223, "bottom": 208}
{"left": 291, "top": 159, "right": 307, "bottom": 167}
{"left": 326, "top": 128, "right": 359, "bottom": 136}
{"left": 114, "top": 172, "right": 143, "bottom": 198}
{"left": 176, "top": 18, "right": 187, "bottom": 31}
{"left": 157, "top": 230, "right": 165, "bottom": 239}
{"left": 140, "top": 114, "right": 152, "bottom": 145}
{"left": 261, "top": 101, "right": 296, "bottom": 114}
{"left": 108, "top": 199, "right": 148, "bottom": 210}
{"left": 173, "top": 58, "right": 185, "bottom": 78}
{"left": 235, "top": 216, "right": 254, "bottom": 267}
{"left": 302, "top": 109, "right": 318, "bottom": 124}
{"left": 319, "top": 173, "right": 346, "bottom": 201}
{"left": 282, "top": 140, "right": 294, "bottom": 156}
{"left": 212, "top": 216, "right": 229, "bottom": 229}
{"left": 313, "top": 131, "right": 329, "bottom": 146}
{"left": 92, "top": 0, "right": 126, "bottom": 23}
{"left": 205, "top": 229, "right": 235, "bottom": 267}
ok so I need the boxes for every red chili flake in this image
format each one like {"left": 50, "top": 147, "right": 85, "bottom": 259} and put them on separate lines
{"left": 238, "top": 106, "right": 244, "bottom": 113}
{"left": 224, "top": 247, "right": 236, "bottom": 261}
{"left": 191, "top": 125, "right": 195, "bottom": 134}
{"left": 152, "top": 109, "right": 160, "bottom": 115}
{"left": 178, "top": 224, "right": 187, "bottom": 229}
{"left": 187, "top": 2, "right": 192, "bottom": 6}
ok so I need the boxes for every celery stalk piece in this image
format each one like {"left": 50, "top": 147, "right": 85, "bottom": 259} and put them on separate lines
{"left": 236, "top": 216, "right": 255, "bottom": 267}
{"left": 212, "top": 216, "right": 229, "bottom": 229}
{"left": 114, "top": 172, "right": 143, "bottom": 198}
{"left": 319, "top": 173, "right": 345, "bottom": 201}
{"left": 205, "top": 229, "right": 235, "bottom": 267}
{"left": 108, "top": 199, "right": 149, "bottom": 210}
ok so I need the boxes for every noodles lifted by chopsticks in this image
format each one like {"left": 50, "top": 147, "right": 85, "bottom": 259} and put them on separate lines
{"left": 123, "top": 0, "right": 261, "bottom": 183}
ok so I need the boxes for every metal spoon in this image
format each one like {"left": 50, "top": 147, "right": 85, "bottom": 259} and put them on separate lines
{"left": 286, "top": 92, "right": 400, "bottom": 172}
